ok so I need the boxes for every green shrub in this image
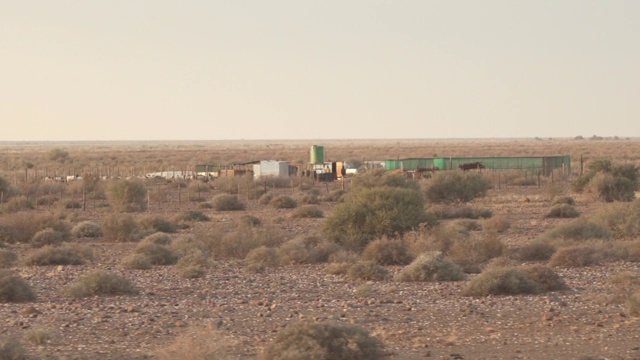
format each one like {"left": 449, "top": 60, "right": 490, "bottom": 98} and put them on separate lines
{"left": 0, "top": 270, "right": 36, "bottom": 302}
{"left": 278, "top": 236, "right": 338, "bottom": 265}
{"left": 212, "top": 194, "right": 245, "bottom": 211}
{"left": 291, "top": 205, "right": 324, "bottom": 218}
{"left": 324, "top": 186, "right": 428, "bottom": 250}
{"left": 514, "top": 240, "right": 557, "bottom": 261}
{"left": 462, "top": 267, "right": 541, "bottom": 296}
{"left": 63, "top": 271, "right": 137, "bottom": 298}
{"left": 347, "top": 261, "right": 390, "bottom": 281}
{"left": 396, "top": 252, "right": 465, "bottom": 282}
{"left": 3, "top": 196, "right": 34, "bottom": 213}
{"left": 141, "top": 232, "right": 172, "bottom": 245}
{"left": 139, "top": 216, "right": 177, "bottom": 233}
{"left": 271, "top": 195, "right": 297, "bottom": 209}
{"left": 545, "top": 219, "right": 611, "bottom": 241}
{"left": 573, "top": 160, "right": 639, "bottom": 202}
{"left": 548, "top": 245, "right": 600, "bottom": 268}
{"left": 424, "top": 171, "right": 491, "bottom": 204}
{"left": 107, "top": 179, "right": 147, "bottom": 212}
{"left": 71, "top": 221, "right": 103, "bottom": 238}
{"left": 262, "top": 321, "right": 384, "bottom": 360}
{"left": 362, "top": 238, "right": 413, "bottom": 266}
{"left": 176, "top": 210, "right": 210, "bottom": 222}
{"left": 544, "top": 204, "right": 580, "bottom": 218}
{"left": 0, "top": 250, "right": 17, "bottom": 268}
{"left": 520, "top": 265, "right": 568, "bottom": 291}
{"left": 24, "top": 245, "right": 92, "bottom": 266}
{"left": 134, "top": 242, "right": 178, "bottom": 265}
{"left": 244, "top": 246, "right": 279, "bottom": 273}
{"left": 102, "top": 214, "right": 138, "bottom": 242}
{"left": 119, "top": 253, "right": 153, "bottom": 270}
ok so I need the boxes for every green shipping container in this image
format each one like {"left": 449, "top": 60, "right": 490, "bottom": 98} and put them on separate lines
{"left": 310, "top": 145, "right": 325, "bottom": 164}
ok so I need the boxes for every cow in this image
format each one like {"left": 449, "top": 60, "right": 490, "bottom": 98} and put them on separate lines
{"left": 459, "top": 162, "right": 485, "bottom": 171}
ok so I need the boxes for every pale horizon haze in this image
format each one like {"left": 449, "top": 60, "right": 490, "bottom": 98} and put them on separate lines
{"left": 1, "top": 1, "right": 638, "bottom": 141}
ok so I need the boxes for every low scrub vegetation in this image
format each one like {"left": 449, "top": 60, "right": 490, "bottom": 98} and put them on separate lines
{"left": 423, "top": 171, "right": 491, "bottom": 204}
{"left": 71, "top": 221, "right": 103, "bottom": 238}
{"left": 212, "top": 194, "right": 245, "bottom": 211}
{"left": 544, "top": 204, "right": 580, "bottom": 218}
{"left": 30, "top": 228, "right": 64, "bottom": 248}
{"left": 119, "top": 253, "right": 153, "bottom": 270}
{"left": 270, "top": 195, "right": 297, "bottom": 209}
{"left": 447, "top": 236, "right": 505, "bottom": 273}
{"left": 0, "top": 250, "right": 17, "bottom": 268}
{"left": 139, "top": 216, "right": 177, "bottom": 233}
{"left": 0, "top": 270, "right": 36, "bottom": 303}
{"left": 347, "top": 261, "right": 390, "bottom": 281}
{"left": 545, "top": 219, "right": 611, "bottom": 241}
{"left": 548, "top": 245, "right": 600, "bottom": 268}
{"left": 175, "top": 210, "right": 210, "bottom": 222}
{"left": 244, "top": 246, "right": 279, "bottom": 273}
{"left": 572, "top": 159, "right": 638, "bottom": 202}
{"left": 204, "top": 222, "right": 283, "bottom": 259}
{"left": 261, "top": 321, "right": 384, "bottom": 360}
{"left": 0, "top": 213, "right": 70, "bottom": 244}
{"left": 482, "top": 215, "right": 511, "bottom": 233}
{"left": 427, "top": 205, "right": 493, "bottom": 220}
{"left": 3, "top": 196, "right": 34, "bottom": 213}
{"left": 24, "top": 245, "right": 92, "bottom": 266}
{"left": 290, "top": 205, "right": 324, "bottom": 218}
{"left": 63, "top": 271, "right": 137, "bottom": 298}
{"left": 155, "top": 327, "right": 240, "bottom": 360}
{"left": 462, "top": 267, "right": 553, "bottom": 296}
{"left": 396, "top": 252, "right": 465, "bottom": 282}
{"left": 514, "top": 240, "right": 557, "bottom": 261}
{"left": 102, "top": 214, "right": 138, "bottom": 242}
{"left": 107, "top": 180, "right": 147, "bottom": 212}
{"left": 0, "top": 337, "right": 26, "bottom": 360}
{"left": 362, "top": 238, "right": 413, "bottom": 266}
{"left": 133, "top": 242, "right": 178, "bottom": 265}
{"left": 278, "top": 236, "right": 338, "bottom": 265}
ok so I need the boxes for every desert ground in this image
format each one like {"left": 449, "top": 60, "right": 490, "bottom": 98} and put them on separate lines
{"left": 1, "top": 138, "right": 640, "bottom": 360}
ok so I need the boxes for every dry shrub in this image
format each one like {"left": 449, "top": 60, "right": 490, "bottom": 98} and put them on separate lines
{"left": 347, "top": 261, "right": 390, "bottom": 281}
{"left": 427, "top": 205, "right": 493, "bottom": 219}
{"left": 262, "top": 320, "right": 384, "bottom": 360}
{"left": 24, "top": 245, "right": 92, "bottom": 266}
{"left": 30, "top": 228, "right": 64, "bottom": 248}
{"left": 155, "top": 327, "right": 242, "bottom": 360}
{"left": 462, "top": 267, "right": 541, "bottom": 297}
{"left": 71, "top": 221, "right": 103, "bottom": 238}
{"left": 402, "top": 224, "right": 463, "bottom": 255}
{"left": 142, "top": 232, "right": 172, "bottom": 245}
{"left": 514, "top": 240, "right": 557, "bottom": 261}
{"left": 63, "top": 200, "right": 82, "bottom": 209}
{"left": 447, "top": 235, "right": 505, "bottom": 273}
{"left": 296, "top": 193, "right": 320, "bottom": 205}
{"left": 0, "top": 213, "right": 70, "bottom": 244}
{"left": 119, "top": 253, "right": 153, "bottom": 270}
{"left": 0, "top": 250, "right": 17, "bottom": 268}
{"left": 329, "top": 250, "right": 360, "bottom": 264}
{"left": 63, "top": 271, "right": 137, "bottom": 298}
{"left": 271, "top": 195, "right": 297, "bottom": 209}
{"left": 0, "top": 337, "right": 26, "bottom": 360}
{"left": 134, "top": 243, "right": 178, "bottom": 265}
{"left": 590, "top": 201, "right": 640, "bottom": 239}
{"left": 453, "top": 219, "right": 482, "bottom": 232}
{"left": 3, "top": 196, "right": 34, "bottom": 213}
{"left": 548, "top": 245, "right": 600, "bottom": 268}
{"left": 102, "top": 214, "right": 138, "bottom": 242}
{"left": 482, "top": 215, "right": 511, "bottom": 233}
{"left": 545, "top": 219, "right": 611, "bottom": 241}
{"left": 290, "top": 205, "right": 324, "bottom": 218}
{"left": 244, "top": 246, "right": 280, "bottom": 273}
{"left": 624, "top": 241, "right": 640, "bottom": 262}
{"left": 0, "top": 270, "right": 36, "bottom": 303}
{"left": 544, "top": 204, "right": 580, "bottom": 218}
{"left": 178, "top": 266, "right": 206, "bottom": 279}
{"left": 107, "top": 179, "right": 147, "bottom": 212}
{"left": 258, "top": 192, "right": 274, "bottom": 205}
{"left": 25, "top": 327, "right": 56, "bottom": 345}
{"left": 175, "top": 210, "right": 210, "bottom": 222}
{"left": 238, "top": 214, "right": 262, "bottom": 227}
{"left": 323, "top": 189, "right": 346, "bottom": 202}
{"left": 212, "top": 194, "right": 246, "bottom": 211}
{"left": 553, "top": 196, "right": 576, "bottom": 205}
{"left": 362, "top": 238, "right": 413, "bottom": 266}
{"left": 139, "top": 216, "right": 178, "bottom": 233}
{"left": 325, "top": 262, "right": 352, "bottom": 275}
{"left": 205, "top": 223, "right": 283, "bottom": 260}
{"left": 396, "top": 252, "right": 465, "bottom": 282}
{"left": 423, "top": 171, "right": 491, "bottom": 204}
{"left": 520, "top": 265, "right": 568, "bottom": 291}
{"left": 278, "top": 236, "right": 338, "bottom": 265}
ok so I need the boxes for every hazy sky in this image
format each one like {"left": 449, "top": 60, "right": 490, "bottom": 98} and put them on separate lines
{"left": 1, "top": 1, "right": 638, "bottom": 141}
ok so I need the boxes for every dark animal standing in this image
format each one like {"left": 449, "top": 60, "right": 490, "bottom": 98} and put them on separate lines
{"left": 459, "top": 162, "right": 485, "bottom": 171}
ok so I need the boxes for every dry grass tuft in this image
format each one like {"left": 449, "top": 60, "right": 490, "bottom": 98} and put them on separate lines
{"left": 396, "top": 252, "right": 465, "bottom": 282}
{"left": 63, "top": 271, "right": 137, "bottom": 298}
{"left": 0, "top": 270, "right": 36, "bottom": 303}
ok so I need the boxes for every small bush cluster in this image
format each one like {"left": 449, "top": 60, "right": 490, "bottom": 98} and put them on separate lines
{"left": 427, "top": 205, "right": 493, "bottom": 220}
{"left": 424, "top": 171, "right": 492, "bottom": 204}
{"left": 262, "top": 321, "right": 384, "bottom": 360}
{"left": 204, "top": 222, "right": 283, "bottom": 260}
{"left": 347, "top": 261, "right": 390, "bottom": 281}
{"left": 572, "top": 159, "right": 638, "bottom": 202}
{"left": 0, "top": 213, "right": 71, "bottom": 244}
{"left": 271, "top": 195, "right": 297, "bottom": 209}
{"left": 447, "top": 236, "right": 505, "bottom": 273}
{"left": 71, "top": 221, "right": 103, "bottom": 238}
{"left": 290, "top": 205, "right": 324, "bottom": 218}
{"left": 139, "top": 216, "right": 177, "bottom": 233}
{"left": 244, "top": 246, "right": 279, "bottom": 273}
{"left": 482, "top": 215, "right": 511, "bottom": 233}
{"left": 362, "top": 238, "right": 413, "bottom": 266}
{"left": 553, "top": 196, "right": 576, "bottom": 205}
{"left": 212, "top": 194, "right": 245, "bottom": 211}
{"left": 0, "top": 270, "right": 36, "bottom": 303}
{"left": 63, "top": 271, "right": 137, "bottom": 298}
{"left": 0, "top": 337, "right": 26, "bottom": 360}
{"left": 396, "top": 252, "right": 465, "bottom": 282}
{"left": 514, "top": 240, "right": 557, "bottom": 261}
{"left": 133, "top": 242, "right": 178, "bottom": 266}
{"left": 24, "top": 245, "right": 92, "bottom": 266}
{"left": 545, "top": 219, "right": 611, "bottom": 241}
{"left": 278, "top": 236, "right": 338, "bottom": 265}
{"left": 107, "top": 180, "right": 147, "bottom": 212}
{"left": 0, "top": 250, "right": 17, "bottom": 268}
{"left": 462, "top": 266, "right": 566, "bottom": 296}
{"left": 176, "top": 210, "right": 210, "bottom": 222}
{"left": 30, "top": 228, "right": 64, "bottom": 248}
{"left": 3, "top": 196, "right": 34, "bottom": 213}
{"left": 548, "top": 245, "right": 600, "bottom": 268}
{"left": 102, "top": 214, "right": 138, "bottom": 242}
{"left": 544, "top": 204, "right": 580, "bottom": 218}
